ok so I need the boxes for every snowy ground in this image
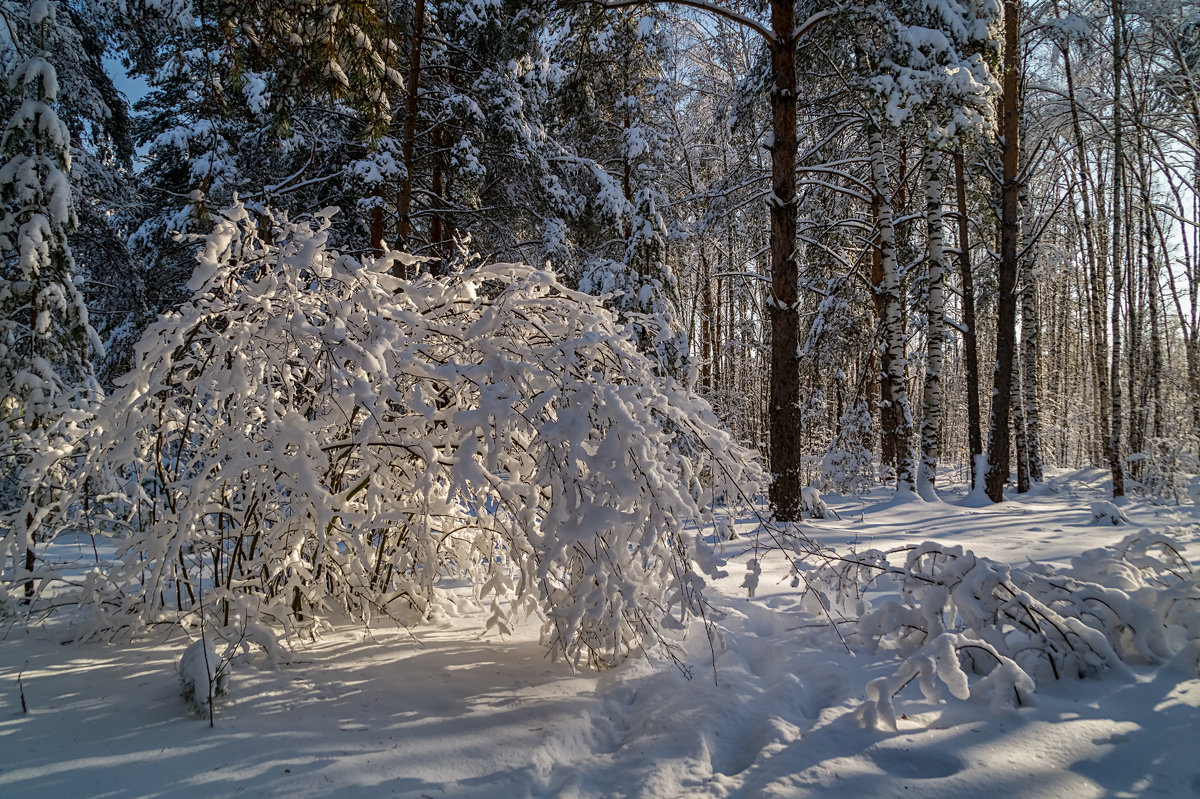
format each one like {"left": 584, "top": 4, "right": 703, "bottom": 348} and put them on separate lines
{"left": 2, "top": 469, "right": 1199, "bottom": 798}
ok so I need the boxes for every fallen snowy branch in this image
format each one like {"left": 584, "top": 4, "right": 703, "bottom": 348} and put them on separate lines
{"left": 781, "top": 529, "right": 1199, "bottom": 729}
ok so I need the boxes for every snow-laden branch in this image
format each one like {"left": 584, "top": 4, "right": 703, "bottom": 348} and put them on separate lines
{"left": 595, "top": 0, "right": 840, "bottom": 48}
{"left": 597, "top": 0, "right": 773, "bottom": 41}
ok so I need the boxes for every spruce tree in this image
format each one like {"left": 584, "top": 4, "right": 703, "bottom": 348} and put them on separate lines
{"left": 0, "top": 0, "right": 99, "bottom": 600}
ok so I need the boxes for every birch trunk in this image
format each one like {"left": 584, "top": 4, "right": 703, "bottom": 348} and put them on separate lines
{"left": 918, "top": 148, "right": 945, "bottom": 500}
{"left": 1109, "top": 0, "right": 1126, "bottom": 497}
{"left": 870, "top": 121, "right": 915, "bottom": 493}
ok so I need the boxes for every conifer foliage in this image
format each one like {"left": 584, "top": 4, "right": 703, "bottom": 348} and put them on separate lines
{"left": 0, "top": 0, "right": 100, "bottom": 602}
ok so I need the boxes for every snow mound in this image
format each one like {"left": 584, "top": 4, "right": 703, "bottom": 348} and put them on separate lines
{"left": 179, "top": 637, "right": 230, "bottom": 708}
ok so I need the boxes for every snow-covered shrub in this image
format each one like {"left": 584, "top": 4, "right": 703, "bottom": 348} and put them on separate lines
{"left": 818, "top": 401, "right": 876, "bottom": 496}
{"left": 1090, "top": 500, "right": 1128, "bottom": 525}
{"left": 801, "top": 487, "right": 835, "bottom": 520}
{"left": 1135, "top": 436, "right": 1199, "bottom": 505}
{"left": 855, "top": 631, "right": 1035, "bottom": 729}
{"left": 179, "top": 636, "right": 231, "bottom": 710}
{"left": 82, "top": 202, "right": 762, "bottom": 667}
{"left": 788, "top": 529, "right": 1196, "bottom": 730}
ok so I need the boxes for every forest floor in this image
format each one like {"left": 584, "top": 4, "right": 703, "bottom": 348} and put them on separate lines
{"left": 1, "top": 468, "right": 1198, "bottom": 798}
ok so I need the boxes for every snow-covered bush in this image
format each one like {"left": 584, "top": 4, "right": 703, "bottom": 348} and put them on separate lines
{"left": 1090, "top": 500, "right": 1128, "bottom": 525}
{"left": 801, "top": 487, "right": 834, "bottom": 520}
{"left": 80, "top": 202, "right": 762, "bottom": 667}
{"left": 179, "top": 636, "right": 231, "bottom": 711}
{"left": 788, "top": 529, "right": 1196, "bottom": 729}
{"left": 1138, "top": 435, "right": 1199, "bottom": 505}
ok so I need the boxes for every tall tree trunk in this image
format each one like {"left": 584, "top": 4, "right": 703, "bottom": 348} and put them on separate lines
{"left": 1109, "top": 0, "right": 1126, "bottom": 497}
{"left": 395, "top": 0, "right": 427, "bottom": 270}
{"left": 918, "top": 148, "right": 945, "bottom": 500}
{"left": 1019, "top": 276, "right": 1043, "bottom": 483}
{"left": 700, "top": 255, "right": 715, "bottom": 394}
{"left": 869, "top": 120, "right": 916, "bottom": 493}
{"left": 1063, "top": 39, "right": 1113, "bottom": 472}
{"left": 767, "top": 0, "right": 803, "bottom": 520}
{"left": 985, "top": 0, "right": 1021, "bottom": 503}
{"left": 871, "top": 192, "right": 896, "bottom": 474}
{"left": 370, "top": 207, "right": 386, "bottom": 256}
{"left": 430, "top": 123, "right": 445, "bottom": 261}
{"left": 1019, "top": 187, "right": 1043, "bottom": 484}
{"left": 955, "top": 149, "right": 983, "bottom": 487}
{"left": 1142, "top": 153, "right": 1164, "bottom": 442}
{"left": 1013, "top": 353, "right": 1029, "bottom": 493}
{"left": 24, "top": 511, "right": 35, "bottom": 598}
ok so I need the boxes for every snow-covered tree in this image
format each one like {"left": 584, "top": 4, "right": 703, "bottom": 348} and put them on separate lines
{"left": 0, "top": 0, "right": 100, "bottom": 601}
{"left": 854, "top": 0, "right": 999, "bottom": 497}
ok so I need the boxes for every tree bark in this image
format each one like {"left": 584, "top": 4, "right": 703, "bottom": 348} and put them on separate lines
{"left": 918, "top": 148, "right": 945, "bottom": 500}
{"left": 1109, "top": 0, "right": 1126, "bottom": 497}
{"left": 24, "top": 511, "right": 35, "bottom": 598}
{"left": 766, "top": 0, "right": 803, "bottom": 520}
{"left": 1141, "top": 145, "right": 1163, "bottom": 442}
{"left": 869, "top": 120, "right": 915, "bottom": 493}
{"left": 1019, "top": 186, "right": 1043, "bottom": 484}
{"left": 985, "top": 0, "right": 1021, "bottom": 503}
{"left": 954, "top": 149, "right": 983, "bottom": 486}
{"left": 1013, "top": 352, "right": 1029, "bottom": 493}
{"left": 870, "top": 192, "right": 896, "bottom": 474}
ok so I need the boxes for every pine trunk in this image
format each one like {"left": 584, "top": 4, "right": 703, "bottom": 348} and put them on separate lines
{"left": 1019, "top": 187, "right": 1043, "bottom": 483}
{"left": 954, "top": 150, "right": 983, "bottom": 484}
{"left": 767, "top": 0, "right": 804, "bottom": 520}
{"left": 1013, "top": 356, "right": 1029, "bottom": 493}
{"left": 985, "top": 0, "right": 1021, "bottom": 503}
